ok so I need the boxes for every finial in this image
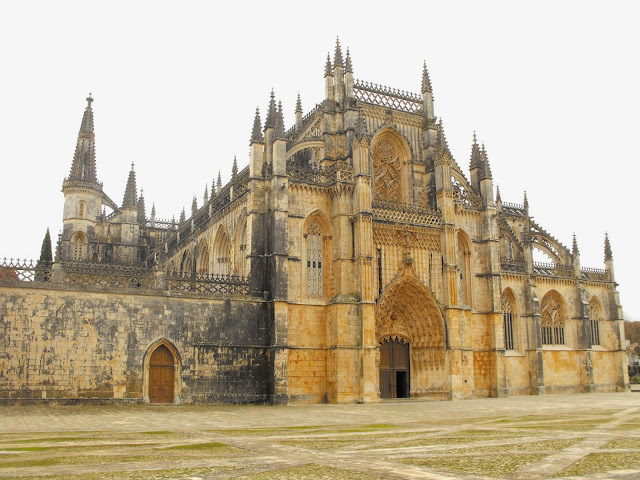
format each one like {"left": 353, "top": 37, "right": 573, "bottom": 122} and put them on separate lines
{"left": 86, "top": 93, "right": 93, "bottom": 107}
{"left": 480, "top": 142, "right": 492, "bottom": 179}
{"left": 265, "top": 90, "right": 277, "bottom": 128}
{"left": 217, "top": 170, "right": 222, "bottom": 193}
{"left": 191, "top": 196, "right": 197, "bottom": 216}
{"left": 295, "top": 93, "right": 302, "bottom": 114}
{"left": 470, "top": 132, "right": 481, "bottom": 169}
{"left": 572, "top": 233, "right": 579, "bottom": 255}
{"left": 604, "top": 232, "right": 613, "bottom": 261}
{"left": 179, "top": 208, "right": 186, "bottom": 225}
{"left": 325, "top": 53, "right": 332, "bottom": 76}
{"left": 122, "top": 164, "right": 138, "bottom": 208}
{"left": 275, "top": 100, "right": 286, "bottom": 139}
{"left": 203, "top": 184, "right": 209, "bottom": 204}
{"left": 355, "top": 108, "right": 368, "bottom": 139}
{"left": 496, "top": 185, "right": 502, "bottom": 202}
{"left": 232, "top": 156, "right": 238, "bottom": 180}
{"left": 334, "top": 37, "right": 343, "bottom": 67}
{"left": 345, "top": 48, "right": 353, "bottom": 73}
{"left": 251, "top": 107, "right": 263, "bottom": 143}
{"left": 473, "top": 131, "right": 477, "bottom": 145}
{"left": 151, "top": 203, "right": 156, "bottom": 217}
{"left": 421, "top": 61, "right": 433, "bottom": 93}
{"left": 523, "top": 191, "right": 529, "bottom": 212}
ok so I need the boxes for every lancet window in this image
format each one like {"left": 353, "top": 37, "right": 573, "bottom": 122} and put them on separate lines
{"left": 502, "top": 293, "right": 515, "bottom": 351}
{"left": 372, "top": 140, "right": 401, "bottom": 202}
{"left": 457, "top": 233, "right": 471, "bottom": 307}
{"left": 588, "top": 300, "right": 601, "bottom": 346}
{"left": 306, "top": 221, "right": 323, "bottom": 297}
{"left": 71, "top": 233, "right": 86, "bottom": 261}
{"left": 541, "top": 294, "right": 565, "bottom": 345}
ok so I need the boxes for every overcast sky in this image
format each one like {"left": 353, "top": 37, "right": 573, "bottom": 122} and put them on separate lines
{"left": 1, "top": 1, "right": 638, "bottom": 319}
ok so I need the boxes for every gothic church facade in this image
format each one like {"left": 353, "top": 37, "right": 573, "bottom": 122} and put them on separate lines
{"left": 0, "top": 41, "right": 628, "bottom": 403}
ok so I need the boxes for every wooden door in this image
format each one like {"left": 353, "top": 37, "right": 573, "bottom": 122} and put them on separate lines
{"left": 379, "top": 338, "right": 410, "bottom": 399}
{"left": 149, "top": 345, "right": 174, "bottom": 403}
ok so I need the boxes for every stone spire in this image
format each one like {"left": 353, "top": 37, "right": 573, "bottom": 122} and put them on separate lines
{"left": 251, "top": 107, "right": 264, "bottom": 143}
{"left": 496, "top": 185, "right": 502, "bottom": 202}
{"left": 421, "top": 62, "right": 433, "bottom": 93}
{"left": 480, "top": 143, "right": 493, "bottom": 179}
{"left": 523, "top": 191, "right": 529, "bottom": 215}
{"left": 211, "top": 175, "right": 217, "bottom": 197}
{"left": 150, "top": 203, "right": 156, "bottom": 224}
{"left": 324, "top": 53, "right": 332, "bottom": 76}
{"left": 191, "top": 196, "right": 197, "bottom": 216}
{"left": 436, "top": 120, "right": 451, "bottom": 155}
{"left": 122, "top": 163, "right": 137, "bottom": 209}
{"left": 232, "top": 156, "right": 238, "bottom": 180}
{"left": 264, "top": 90, "right": 277, "bottom": 129}
{"left": 275, "top": 100, "right": 286, "bottom": 140}
{"left": 137, "top": 188, "right": 146, "bottom": 224}
{"left": 217, "top": 171, "right": 222, "bottom": 194}
{"left": 68, "top": 94, "right": 98, "bottom": 183}
{"left": 345, "top": 48, "right": 353, "bottom": 73}
{"left": 203, "top": 184, "right": 208, "bottom": 204}
{"left": 572, "top": 233, "right": 580, "bottom": 255}
{"left": 604, "top": 232, "right": 613, "bottom": 261}
{"left": 295, "top": 93, "right": 302, "bottom": 113}
{"left": 469, "top": 132, "right": 481, "bottom": 169}
{"left": 355, "top": 109, "right": 368, "bottom": 139}
{"left": 334, "top": 37, "right": 343, "bottom": 67}
{"left": 179, "top": 208, "right": 186, "bottom": 225}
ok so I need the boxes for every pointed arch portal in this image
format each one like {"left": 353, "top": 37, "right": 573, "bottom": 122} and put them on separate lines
{"left": 376, "top": 269, "right": 447, "bottom": 398}
{"left": 149, "top": 345, "right": 175, "bottom": 403}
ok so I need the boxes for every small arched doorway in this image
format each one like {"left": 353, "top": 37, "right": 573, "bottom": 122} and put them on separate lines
{"left": 379, "top": 337, "right": 410, "bottom": 399}
{"left": 149, "top": 345, "right": 175, "bottom": 403}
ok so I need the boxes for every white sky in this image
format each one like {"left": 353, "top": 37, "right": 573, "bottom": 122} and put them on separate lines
{"left": 1, "top": 1, "right": 638, "bottom": 319}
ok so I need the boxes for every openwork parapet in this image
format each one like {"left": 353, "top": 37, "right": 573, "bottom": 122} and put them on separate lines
{"left": 581, "top": 267, "right": 609, "bottom": 282}
{"left": 287, "top": 160, "right": 353, "bottom": 187}
{"left": 61, "top": 261, "right": 156, "bottom": 289}
{"left": 372, "top": 199, "right": 441, "bottom": 227}
{"left": 501, "top": 258, "right": 526, "bottom": 274}
{"left": 502, "top": 202, "right": 525, "bottom": 216}
{"left": 165, "top": 272, "right": 248, "bottom": 295}
{"left": 354, "top": 79, "right": 423, "bottom": 114}
{"left": 0, "top": 258, "right": 52, "bottom": 282}
{"left": 533, "top": 262, "right": 573, "bottom": 278}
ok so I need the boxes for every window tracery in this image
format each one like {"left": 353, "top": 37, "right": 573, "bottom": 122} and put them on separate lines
{"left": 71, "top": 233, "right": 86, "bottom": 261}
{"left": 588, "top": 301, "right": 601, "bottom": 346}
{"left": 373, "top": 140, "right": 401, "bottom": 202}
{"left": 541, "top": 294, "right": 565, "bottom": 345}
{"left": 306, "top": 221, "right": 323, "bottom": 297}
{"left": 502, "top": 294, "right": 515, "bottom": 351}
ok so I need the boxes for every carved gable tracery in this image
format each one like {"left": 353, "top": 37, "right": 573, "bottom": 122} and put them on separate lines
{"left": 373, "top": 139, "right": 401, "bottom": 202}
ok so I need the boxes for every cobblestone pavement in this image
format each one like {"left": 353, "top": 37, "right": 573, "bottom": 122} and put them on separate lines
{"left": 1, "top": 392, "right": 639, "bottom": 480}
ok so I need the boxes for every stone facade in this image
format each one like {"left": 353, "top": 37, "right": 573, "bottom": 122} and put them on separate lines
{"left": 0, "top": 40, "right": 628, "bottom": 404}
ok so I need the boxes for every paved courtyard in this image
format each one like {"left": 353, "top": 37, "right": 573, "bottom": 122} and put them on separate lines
{"left": 1, "top": 392, "right": 640, "bottom": 479}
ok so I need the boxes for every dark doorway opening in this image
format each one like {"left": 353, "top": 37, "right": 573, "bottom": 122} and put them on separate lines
{"left": 379, "top": 337, "right": 410, "bottom": 399}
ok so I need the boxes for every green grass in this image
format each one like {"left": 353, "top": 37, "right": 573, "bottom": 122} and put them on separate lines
{"left": 400, "top": 453, "right": 546, "bottom": 476}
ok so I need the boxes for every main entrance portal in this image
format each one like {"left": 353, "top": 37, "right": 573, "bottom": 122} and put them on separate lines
{"left": 379, "top": 337, "right": 410, "bottom": 399}
{"left": 149, "top": 345, "right": 174, "bottom": 403}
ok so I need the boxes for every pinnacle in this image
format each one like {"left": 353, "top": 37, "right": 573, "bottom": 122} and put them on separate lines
{"left": 275, "top": 100, "right": 286, "bottom": 139}
{"left": 496, "top": 185, "right": 502, "bottom": 202}
{"left": 523, "top": 191, "right": 529, "bottom": 212}
{"left": 217, "top": 171, "right": 222, "bottom": 193}
{"left": 470, "top": 132, "right": 481, "bottom": 169}
{"left": 203, "top": 185, "right": 208, "bottom": 204}
{"left": 251, "top": 107, "right": 264, "bottom": 143}
{"left": 265, "top": 90, "right": 277, "bottom": 128}
{"left": 355, "top": 110, "right": 368, "bottom": 139}
{"left": 295, "top": 93, "right": 302, "bottom": 114}
{"left": 68, "top": 95, "right": 98, "bottom": 183}
{"left": 122, "top": 163, "right": 137, "bottom": 209}
{"left": 334, "top": 37, "right": 343, "bottom": 67}
{"left": 191, "top": 196, "right": 197, "bottom": 216}
{"left": 345, "top": 48, "right": 353, "bottom": 73}
{"left": 137, "top": 189, "right": 146, "bottom": 224}
{"left": 572, "top": 234, "right": 580, "bottom": 255}
{"left": 421, "top": 61, "right": 433, "bottom": 94}
{"left": 604, "top": 232, "right": 613, "bottom": 261}
{"left": 479, "top": 142, "right": 493, "bottom": 179}
{"left": 232, "top": 156, "right": 238, "bottom": 179}
{"left": 325, "top": 53, "right": 332, "bottom": 76}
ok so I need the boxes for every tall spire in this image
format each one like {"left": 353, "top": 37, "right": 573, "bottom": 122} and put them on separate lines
{"left": 325, "top": 53, "right": 332, "bottom": 76}
{"left": 345, "top": 48, "right": 353, "bottom": 73}
{"left": 264, "top": 90, "right": 277, "bottom": 128}
{"left": 68, "top": 94, "right": 98, "bottom": 183}
{"left": 251, "top": 107, "right": 263, "bottom": 143}
{"left": 421, "top": 62, "right": 433, "bottom": 94}
{"left": 275, "top": 100, "right": 286, "bottom": 139}
{"left": 470, "top": 131, "right": 481, "bottom": 169}
{"left": 334, "top": 37, "right": 343, "bottom": 67}
{"left": 217, "top": 171, "right": 222, "bottom": 194}
{"left": 480, "top": 143, "right": 493, "bottom": 179}
{"left": 604, "top": 232, "right": 613, "bottom": 261}
{"left": 137, "top": 188, "right": 146, "bottom": 224}
{"left": 436, "top": 119, "right": 450, "bottom": 154}
{"left": 295, "top": 93, "right": 302, "bottom": 114}
{"left": 572, "top": 233, "right": 579, "bottom": 255}
{"left": 232, "top": 156, "right": 238, "bottom": 180}
{"left": 122, "top": 163, "right": 137, "bottom": 208}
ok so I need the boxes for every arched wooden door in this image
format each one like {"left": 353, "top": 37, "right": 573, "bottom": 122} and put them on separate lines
{"left": 379, "top": 338, "right": 410, "bottom": 399}
{"left": 149, "top": 345, "right": 174, "bottom": 403}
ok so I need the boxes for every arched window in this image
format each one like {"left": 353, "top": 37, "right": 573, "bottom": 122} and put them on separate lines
{"left": 196, "top": 241, "right": 209, "bottom": 275}
{"left": 78, "top": 202, "right": 85, "bottom": 218}
{"left": 457, "top": 232, "right": 471, "bottom": 306}
{"left": 213, "top": 227, "right": 232, "bottom": 275}
{"left": 179, "top": 251, "right": 193, "bottom": 276}
{"left": 541, "top": 293, "right": 565, "bottom": 345}
{"left": 502, "top": 292, "right": 515, "bottom": 351}
{"left": 71, "top": 232, "right": 87, "bottom": 261}
{"left": 306, "top": 221, "right": 323, "bottom": 297}
{"left": 588, "top": 299, "right": 601, "bottom": 346}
